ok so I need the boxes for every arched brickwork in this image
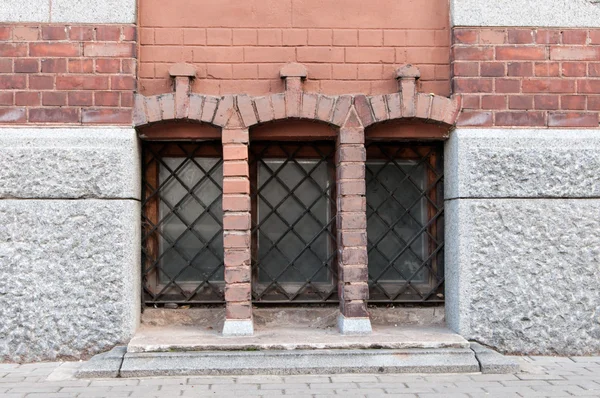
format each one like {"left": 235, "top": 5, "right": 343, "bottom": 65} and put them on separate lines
{"left": 133, "top": 63, "right": 462, "bottom": 133}
{"left": 133, "top": 90, "right": 461, "bottom": 132}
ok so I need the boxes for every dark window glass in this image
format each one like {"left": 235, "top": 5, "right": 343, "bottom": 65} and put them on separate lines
{"left": 366, "top": 142, "right": 444, "bottom": 302}
{"left": 142, "top": 142, "right": 224, "bottom": 304}
{"left": 250, "top": 142, "right": 338, "bottom": 302}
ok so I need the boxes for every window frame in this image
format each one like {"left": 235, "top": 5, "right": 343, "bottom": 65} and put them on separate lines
{"left": 249, "top": 141, "right": 339, "bottom": 303}
{"left": 365, "top": 141, "right": 445, "bottom": 303}
{"left": 142, "top": 141, "right": 225, "bottom": 304}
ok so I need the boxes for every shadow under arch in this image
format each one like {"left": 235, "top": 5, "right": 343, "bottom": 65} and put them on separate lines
{"left": 250, "top": 118, "right": 338, "bottom": 141}
{"left": 365, "top": 118, "right": 452, "bottom": 141}
{"left": 137, "top": 119, "right": 221, "bottom": 141}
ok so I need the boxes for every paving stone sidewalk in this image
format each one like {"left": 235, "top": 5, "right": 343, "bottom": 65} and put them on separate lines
{"left": 0, "top": 356, "right": 598, "bottom": 397}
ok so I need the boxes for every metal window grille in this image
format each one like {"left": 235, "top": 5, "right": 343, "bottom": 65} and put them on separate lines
{"left": 250, "top": 142, "right": 338, "bottom": 303}
{"left": 366, "top": 142, "right": 444, "bottom": 303}
{"left": 142, "top": 141, "right": 225, "bottom": 304}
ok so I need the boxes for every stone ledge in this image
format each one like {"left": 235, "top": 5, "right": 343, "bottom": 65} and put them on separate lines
{"left": 52, "top": 0, "right": 136, "bottom": 23}
{"left": 127, "top": 324, "right": 468, "bottom": 353}
{"left": 445, "top": 129, "right": 600, "bottom": 199}
{"left": 0, "top": 127, "right": 140, "bottom": 200}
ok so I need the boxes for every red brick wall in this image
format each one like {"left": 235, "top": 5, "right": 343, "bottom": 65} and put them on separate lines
{"left": 0, "top": 24, "right": 136, "bottom": 125}
{"left": 138, "top": 0, "right": 450, "bottom": 97}
{"left": 452, "top": 28, "right": 600, "bottom": 128}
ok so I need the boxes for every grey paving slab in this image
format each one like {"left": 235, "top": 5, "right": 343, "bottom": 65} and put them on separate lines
{"left": 0, "top": 355, "right": 598, "bottom": 397}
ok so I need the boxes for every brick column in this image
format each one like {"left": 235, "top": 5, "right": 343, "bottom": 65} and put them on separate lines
{"left": 336, "top": 108, "right": 372, "bottom": 335}
{"left": 222, "top": 128, "right": 253, "bottom": 337}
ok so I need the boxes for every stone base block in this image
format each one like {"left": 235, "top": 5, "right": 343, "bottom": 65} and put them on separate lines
{"left": 445, "top": 129, "right": 600, "bottom": 199}
{"left": 445, "top": 198, "right": 600, "bottom": 355}
{"left": 337, "top": 315, "right": 372, "bottom": 335}
{"left": 444, "top": 129, "right": 600, "bottom": 199}
{"left": 0, "top": 199, "right": 141, "bottom": 362}
{"left": 222, "top": 319, "right": 254, "bottom": 337}
{"left": 0, "top": 127, "right": 140, "bottom": 200}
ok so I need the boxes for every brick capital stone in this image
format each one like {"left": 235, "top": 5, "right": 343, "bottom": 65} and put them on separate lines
{"left": 280, "top": 62, "right": 308, "bottom": 79}
{"left": 168, "top": 63, "right": 197, "bottom": 78}
{"left": 395, "top": 64, "right": 421, "bottom": 80}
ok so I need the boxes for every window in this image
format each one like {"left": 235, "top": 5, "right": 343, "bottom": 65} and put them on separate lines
{"left": 249, "top": 142, "right": 338, "bottom": 302}
{"left": 140, "top": 139, "right": 444, "bottom": 306}
{"left": 366, "top": 142, "right": 444, "bottom": 302}
{"left": 142, "top": 142, "right": 224, "bottom": 304}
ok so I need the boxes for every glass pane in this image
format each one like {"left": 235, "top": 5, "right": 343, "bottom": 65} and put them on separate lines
{"left": 159, "top": 157, "right": 224, "bottom": 283}
{"left": 366, "top": 160, "right": 428, "bottom": 283}
{"left": 257, "top": 159, "right": 331, "bottom": 284}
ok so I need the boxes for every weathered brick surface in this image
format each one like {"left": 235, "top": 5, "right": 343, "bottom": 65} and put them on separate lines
{"left": 224, "top": 283, "right": 251, "bottom": 302}
{"left": 138, "top": 0, "right": 450, "bottom": 97}
{"left": 0, "top": 24, "right": 136, "bottom": 125}
{"left": 133, "top": 66, "right": 460, "bottom": 130}
{"left": 453, "top": 28, "right": 600, "bottom": 128}
{"left": 222, "top": 132, "right": 252, "bottom": 320}
{"left": 336, "top": 113, "right": 369, "bottom": 318}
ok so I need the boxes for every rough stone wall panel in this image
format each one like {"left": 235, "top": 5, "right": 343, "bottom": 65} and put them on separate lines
{"left": 445, "top": 129, "right": 600, "bottom": 199}
{"left": 445, "top": 198, "right": 600, "bottom": 355}
{"left": 0, "top": 128, "right": 141, "bottom": 199}
{"left": 451, "top": 0, "right": 600, "bottom": 28}
{"left": 0, "top": 199, "right": 140, "bottom": 362}
{"left": 0, "top": 0, "right": 136, "bottom": 23}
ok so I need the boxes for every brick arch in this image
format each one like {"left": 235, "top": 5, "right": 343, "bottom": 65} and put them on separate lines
{"left": 355, "top": 93, "right": 462, "bottom": 130}
{"left": 132, "top": 63, "right": 462, "bottom": 135}
{"left": 133, "top": 92, "right": 234, "bottom": 129}
{"left": 133, "top": 92, "right": 353, "bottom": 131}
{"left": 237, "top": 93, "right": 351, "bottom": 129}
{"left": 353, "top": 64, "right": 461, "bottom": 132}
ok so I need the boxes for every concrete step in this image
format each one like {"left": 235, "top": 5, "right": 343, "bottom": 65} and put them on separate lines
{"left": 75, "top": 343, "right": 520, "bottom": 378}
{"left": 127, "top": 325, "right": 469, "bottom": 353}
{"left": 118, "top": 348, "right": 480, "bottom": 377}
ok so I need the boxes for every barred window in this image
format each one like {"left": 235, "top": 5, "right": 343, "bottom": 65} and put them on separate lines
{"left": 142, "top": 142, "right": 224, "bottom": 304}
{"left": 250, "top": 142, "right": 338, "bottom": 303}
{"left": 366, "top": 142, "right": 444, "bottom": 302}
